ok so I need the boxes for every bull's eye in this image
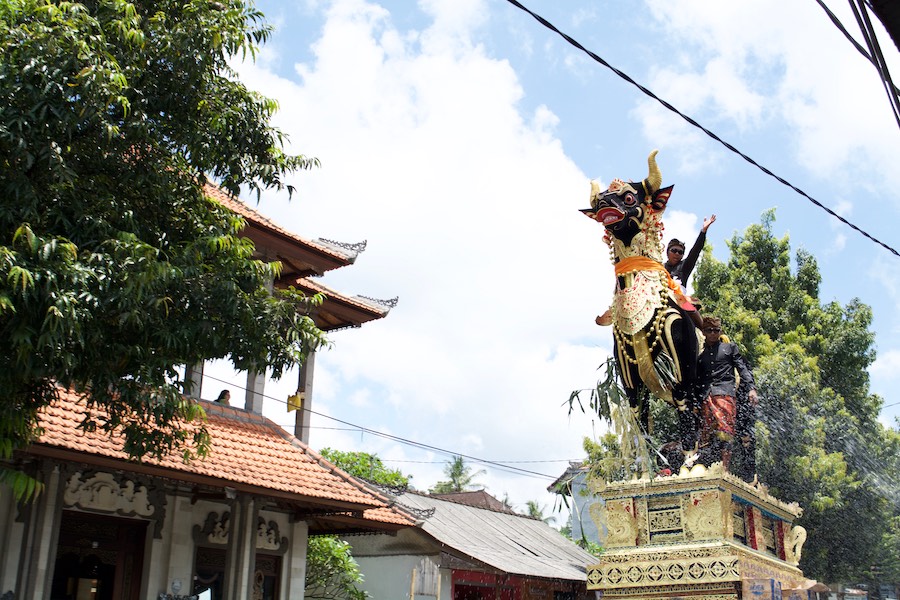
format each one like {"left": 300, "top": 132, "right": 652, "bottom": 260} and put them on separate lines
{"left": 623, "top": 193, "right": 637, "bottom": 206}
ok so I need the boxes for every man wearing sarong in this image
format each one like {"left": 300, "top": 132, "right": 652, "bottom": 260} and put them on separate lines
{"left": 696, "top": 316, "right": 757, "bottom": 470}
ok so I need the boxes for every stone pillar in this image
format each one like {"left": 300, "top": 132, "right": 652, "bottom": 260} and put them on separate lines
{"left": 163, "top": 495, "right": 196, "bottom": 597}
{"left": 184, "top": 362, "right": 204, "bottom": 399}
{"left": 294, "top": 351, "right": 316, "bottom": 444}
{"left": 0, "top": 481, "right": 24, "bottom": 594}
{"left": 223, "top": 494, "right": 259, "bottom": 600}
{"left": 245, "top": 369, "right": 266, "bottom": 414}
{"left": 19, "top": 463, "right": 64, "bottom": 600}
{"left": 286, "top": 518, "right": 309, "bottom": 599}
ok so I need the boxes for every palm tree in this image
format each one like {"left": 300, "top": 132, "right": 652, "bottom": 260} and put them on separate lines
{"left": 525, "top": 500, "right": 557, "bottom": 525}
{"left": 430, "top": 455, "right": 485, "bottom": 493}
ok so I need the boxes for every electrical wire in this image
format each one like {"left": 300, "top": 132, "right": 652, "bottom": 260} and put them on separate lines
{"left": 814, "top": 0, "right": 900, "bottom": 117}
{"left": 201, "top": 372, "right": 565, "bottom": 480}
{"left": 501, "top": 0, "right": 900, "bottom": 259}
{"left": 847, "top": 0, "right": 900, "bottom": 131}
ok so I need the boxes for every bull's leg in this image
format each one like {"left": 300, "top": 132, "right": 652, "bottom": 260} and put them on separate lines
{"left": 674, "top": 391, "right": 700, "bottom": 467}
{"left": 625, "top": 386, "right": 650, "bottom": 435}
{"left": 613, "top": 335, "right": 649, "bottom": 433}
{"left": 661, "top": 305, "right": 701, "bottom": 469}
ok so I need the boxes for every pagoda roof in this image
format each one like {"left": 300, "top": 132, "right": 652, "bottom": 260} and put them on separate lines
{"left": 204, "top": 183, "right": 393, "bottom": 331}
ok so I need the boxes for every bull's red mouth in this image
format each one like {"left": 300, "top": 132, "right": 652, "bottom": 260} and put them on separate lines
{"left": 596, "top": 207, "right": 624, "bottom": 226}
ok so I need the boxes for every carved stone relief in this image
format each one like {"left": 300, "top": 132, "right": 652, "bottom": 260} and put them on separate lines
{"left": 192, "top": 512, "right": 289, "bottom": 554}
{"left": 256, "top": 517, "right": 287, "bottom": 554}
{"left": 64, "top": 471, "right": 154, "bottom": 516}
{"left": 63, "top": 470, "right": 166, "bottom": 538}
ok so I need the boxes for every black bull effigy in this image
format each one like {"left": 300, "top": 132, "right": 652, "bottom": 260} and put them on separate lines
{"left": 581, "top": 151, "right": 702, "bottom": 459}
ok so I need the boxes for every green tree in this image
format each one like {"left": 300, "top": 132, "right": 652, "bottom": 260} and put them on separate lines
{"left": 693, "top": 210, "right": 900, "bottom": 582}
{"left": 525, "top": 500, "right": 557, "bottom": 525}
{"left": 0, "top": 0, "right": 325, "bottom": 498}
{"left": 305, "top": 449, "right": 414, "bottom": 600}
{"left": 319, "top": 448, "right": 410, "bottom": 488}
{"left": 430, "top": 455, "right": 485, "bottom": 493}
{"left": 304, "top": 536, "right": 367, "bottom": 600}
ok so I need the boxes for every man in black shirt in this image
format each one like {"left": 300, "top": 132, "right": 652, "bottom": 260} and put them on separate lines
{"left": 664, "top": 214, "right": 716, "bottom": 287}
{"left": 696, "top": 316, "right": 757, "bottom": 471}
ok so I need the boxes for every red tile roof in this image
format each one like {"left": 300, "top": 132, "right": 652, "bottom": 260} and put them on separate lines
{"left": 29, "top": 389, "right": 414, "bottom": 529}
{"left": 203, "top": 183, "right": 391, "bottom": 331}
{"left": 203, "top": 183, "right": 353, "bottom": 268}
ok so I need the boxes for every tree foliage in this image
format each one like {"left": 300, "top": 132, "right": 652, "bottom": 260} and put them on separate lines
{"left": 305, "top": 449, "right": 414, "bottom": 600}
{"left": 304, "top": 536, "right": 367, "bottom": 600}
{"left": 0, "top": 0, "right": 326, "bottom": 496}
{"left": 693, "top": 210, "right": 900, "bottom": 581}
{"left": 430, "top": 455, "right": 486, "bottom": 494}
{"left": 319, "top": 447, "right": 410, "bottom": 489}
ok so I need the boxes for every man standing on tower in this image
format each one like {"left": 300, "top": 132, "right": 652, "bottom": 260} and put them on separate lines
{"left": 696, "top": 316, "right": 758, "bottom": 471}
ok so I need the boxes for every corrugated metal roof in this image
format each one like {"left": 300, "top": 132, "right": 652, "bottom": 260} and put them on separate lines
{"left": 398, "top": 493, "right": 596, "bottom": 581}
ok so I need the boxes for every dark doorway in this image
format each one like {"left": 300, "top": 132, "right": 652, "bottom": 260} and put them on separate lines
{"left": 50, "top": 511, "right": 147, "bottom": 600}
{"left": 454, "top": 583, "right": 518, "bottom": 599}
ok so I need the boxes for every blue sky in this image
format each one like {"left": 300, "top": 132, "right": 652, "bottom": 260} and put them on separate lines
{"left": 204, "top": 0, "right": 900, "bottom": 517}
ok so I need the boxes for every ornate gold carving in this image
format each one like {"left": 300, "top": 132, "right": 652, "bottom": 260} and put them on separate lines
{"left": 732, "top": 508, "right": 746, "bottom": 540}
{"left": 684, "top": 490, "right": 722, "bottom": 540}
{"left": 600, "top": 545, "right": 734, "bottom": 564}
{"left": 591, "top": 581, "right": 738, "bottom": 600}
{"left": 648, "top": 508, "right": 681, "bottom": 531}
{"left": 589, "top": 500, "right": 607, "bottom": 546}
{"left": 783, "top": 525, "right": 807, "bottom": 567}
{"left": 605, "top": 499, "right": 638, "bottom": 548}
{"left": 598, "top": 468, "right": 802, "bottom": 521}
{"left": 588, "top": 472, "right": 809, "bottom": 599}
{"left": 588, "top": 555, "right": 740, "bottom": 589}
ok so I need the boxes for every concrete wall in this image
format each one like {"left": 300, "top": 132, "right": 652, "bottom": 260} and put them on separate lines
{"left": 567, "top": 471, "right": 603, "bottom": 545}
{"left": 353, "top": 554, "right": 448, "bottom": 600}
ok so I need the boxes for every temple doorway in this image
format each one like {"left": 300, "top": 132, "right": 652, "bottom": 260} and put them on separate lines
{"left": 50, "top": 510, "right": 147, "bottom": 600}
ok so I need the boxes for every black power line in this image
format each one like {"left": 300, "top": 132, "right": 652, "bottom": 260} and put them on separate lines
{"left": 847, "top": 0, "right": 900, "bottom": 131}
{"left": 502, "top": 0, "right": 900, "bottom": 258}
{"left": 816, "top": 0, "right": 900, "bottom": 120}
{"left": 201, "top": 372, "right": 564, "bottom": 481}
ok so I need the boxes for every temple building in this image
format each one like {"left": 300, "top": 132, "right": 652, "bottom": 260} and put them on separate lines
{"left": 0, "top": 186, "right": 409, "bottom": 600}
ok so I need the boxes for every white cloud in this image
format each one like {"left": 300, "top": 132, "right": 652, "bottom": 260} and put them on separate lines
{"left": 871, "top": 349, "right": 900, "bottom": 377}
{"left": 235, "top": 0, "right": 614, "bottom": 509}
{"left": 642, "top": 0, "right": 900, "bottom": 193}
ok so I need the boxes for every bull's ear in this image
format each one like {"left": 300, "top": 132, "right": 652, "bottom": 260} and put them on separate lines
{"left": 650, "top": 185, "right": 674, "bottom": 211}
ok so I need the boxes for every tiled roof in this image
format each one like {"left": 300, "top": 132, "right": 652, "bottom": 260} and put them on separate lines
{"left": 30, "top": 389, "right": 414, "bottom": 529}
{"left": 203, "top": 183, "right": 356, "bottom": 271}
{"left": 288, "top": 276, "right": 390, "bottom": 331}
{"left": 202, "top": 183, "right": 391, "bottom": 331}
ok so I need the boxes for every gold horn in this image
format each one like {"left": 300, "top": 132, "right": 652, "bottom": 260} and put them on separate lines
{"left": 590, "top": 180, "right": 601, "bottom": 209}
{"left": 643, "top": 149, "right": 662, "bottom": 195}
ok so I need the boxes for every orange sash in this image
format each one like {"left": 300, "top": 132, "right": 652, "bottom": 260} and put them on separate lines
{"left": 614, "top": 256, "right": 694, "bottom": 310}
{"left": 614, "top": 256, "right": 679, "bottom": 294}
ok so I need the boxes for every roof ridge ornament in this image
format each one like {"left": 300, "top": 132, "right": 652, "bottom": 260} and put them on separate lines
{"left": 358, "top": 295, "right": 399, "bottom": 308}
{"left": 318, "top": 238, "right": 368, "bottom": 253}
